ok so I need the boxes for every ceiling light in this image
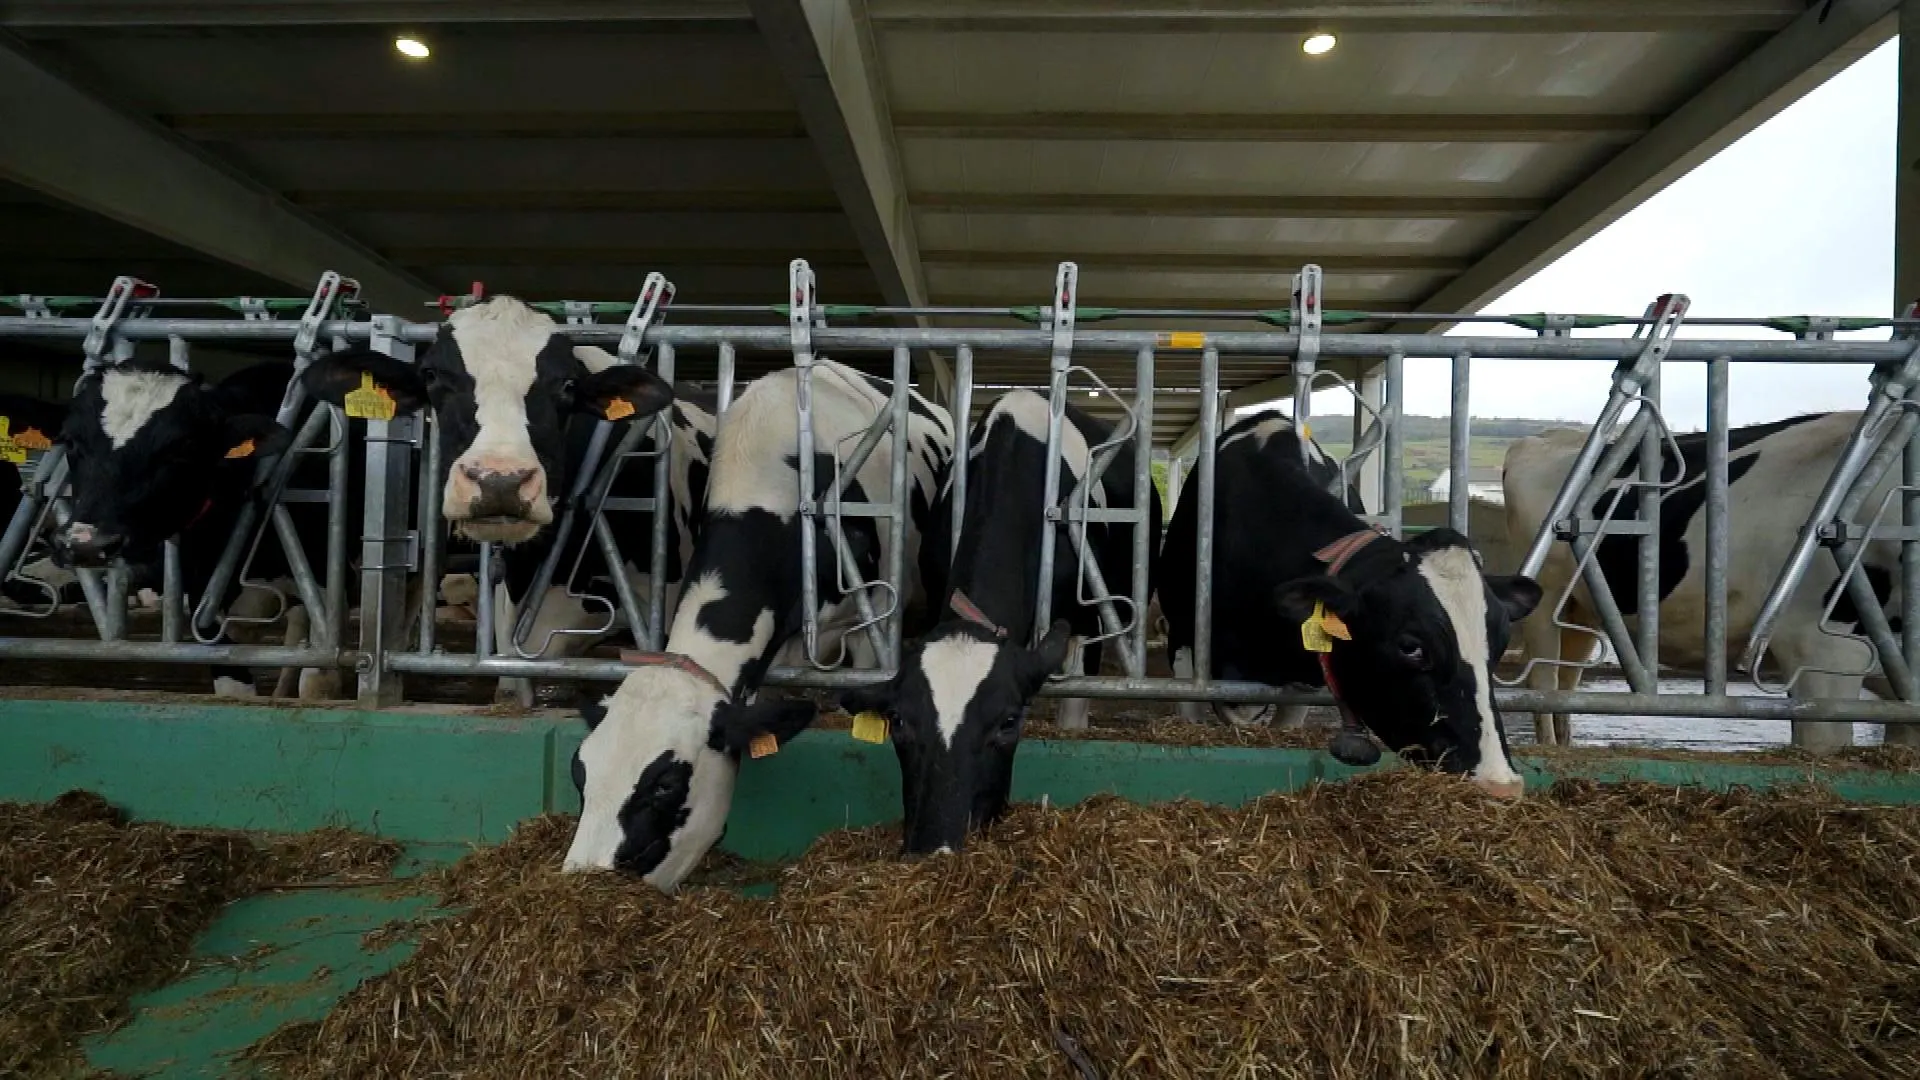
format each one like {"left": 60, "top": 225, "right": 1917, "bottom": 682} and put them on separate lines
{"left": 395, "top": 37, "right": 430, "bottom": 59}
{"left": 1302, "top": 32, "right": 1337, "bottom": 56}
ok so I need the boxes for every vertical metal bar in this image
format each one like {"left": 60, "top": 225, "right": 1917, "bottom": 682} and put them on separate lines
{"left": 1635, "top": 366, "right": 1662, "bottom": 682}
{"left": 1166, "top": 455, "right": 1185, "bottom": 515}
{"left": 790, "top": 263, "right": 822, "bottom": 665}
{"left": 1704, "top": 357, "right": 1731, "bottom": 695}
{"left": 1129, "top": 346, "right": 1155, "bottom": 678}
{"left": 885, "top": 344, "right": 911, "bottom": 669}
{"left": 99, "top": 560, "right": 127, "bottom": 642}
{"left": 167, "top": 335, "right": 189, "bottom": 371}
{"left": 950, "top": 344, "right": 974, "bottom": 563}
{"left": 1906, "top": 409, "right": 1920, "bottom": 703}
{"left": 716, "top": 341, "right": 736, "bottom": 416}
{"left": 354, "top": 317, "right": 415, "bottom": 707}
{"left": 1383, "top": 350, "right": 1406, "bottom": 539}
{"left": 322, "top": 407, "right": 349, "bottom": 651}
{"left": 161, "top": 539, "right": 182, "bottom": 644}
{"left": 1192, "top": 345, "right": 1221, "bottom": 689}
{"left": 1033, "top": 342, "right": 1070, "bottom": 641}
{"left": 647, "top": 342, "right": 676, "bottom": 651}
{"left": 415, "top": 412, "right": 443, "bottom": 655}
{"left": 1353, "top": 363, "right": 1383, "bottom": 513}
{"left": 475, "top": 542, "right": 495, "bottom": 660}
{"left": 1448, "top": 351, "right": 1471, "bottom": 536}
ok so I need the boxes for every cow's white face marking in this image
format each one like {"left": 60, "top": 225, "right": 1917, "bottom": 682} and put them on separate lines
{"left": 564, "top": 669, "right": 733, "bottom": 893}
{"left": 442, "top": 298, "right": 556, "bottom": 540}
{"left": 922, "top": 635, "right": 1000, "bottom": 747}
{"left": 99, "top": 370, "right": 188, "bottom": 449}
{"left": 1416, "top": 546, "right": 1520, "bottom": 789}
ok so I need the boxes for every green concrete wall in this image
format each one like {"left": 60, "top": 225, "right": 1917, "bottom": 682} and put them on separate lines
{"left": 3, "top": 699, "right": 1917, "bottom": 861}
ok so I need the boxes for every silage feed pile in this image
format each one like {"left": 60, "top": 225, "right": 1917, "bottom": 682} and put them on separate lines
{"left": 257, "top": 773, "right": 1920, "bottom": 1079}
{"left": 0, "top": 792, "right": 401, "bottom": 1076}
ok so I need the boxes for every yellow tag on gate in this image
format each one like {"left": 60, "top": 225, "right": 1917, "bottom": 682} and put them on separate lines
{"left": 602, "top": 397, "right": 636, "bottom": 421}
{"left": 0, "top": 419, "right": 23, "bottom": 465}
{"left": 225, "top": 438, "right": 257, "bottom": 460}
{"left": 1300, "top": 600, "right": 1335, "bottom": 654}
{"left": 343, "top": 372, "right": 397, "bottom": 421}
{"left": 749, "top": 732, "right": 780, "bottom": 759}
{"left": 1160, "top": 331, "right": 1207, "bottom": 350}
{"left": 850, "top": 711, "right": 889, "bottom": 744}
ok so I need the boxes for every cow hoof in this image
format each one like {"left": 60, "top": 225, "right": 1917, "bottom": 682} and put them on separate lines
{"left": 1327, "top": 730, "right": 1381, "bottom": 767}
{"left": 212, "top": 676, "right": 258, "bottom": 699}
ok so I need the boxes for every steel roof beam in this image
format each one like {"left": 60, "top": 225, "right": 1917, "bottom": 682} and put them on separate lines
{"left": 287, "top": 190, "right": 848, "bottom": 213}
{"left": 0, "top": 1, "right": 752, "bottom": 28}
{"left": 896, "top": 111, "right": 1652, "bottom": 142}
{"left": 916, "top": 192, "right": 1548, "bottom": 219}
{"left": 386, "top": 246, "right": 872, "bottom": 268}
{"left": 867, "top": 1, "right": 1802, "bottom": 33}
{"left": 0, "top": 32, "right": 431, "bottom": 307}
{"left": 162, "top": 111, "right": 810, "bottom": 140}
{"left": 927, "top": 250, "right": 1467, "bottom": 274}
{"left": 1408, "top": 0, "right": 1900, "bottom": 326}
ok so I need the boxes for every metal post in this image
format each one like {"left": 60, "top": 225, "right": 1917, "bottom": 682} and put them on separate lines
{"left": 322, "top": 407, "right": 350, "bottom": 651}
{"left": 415, "top": 412, "right": 443, "bottom": 654}
{"left": 1355, "top": 362, "right": 1384, "bottom": 513}
{"left": 475, "top": 543, "right": 495, "bottom": 659}
{"left": 1448, "top": 351, "right": 1471, "bottom": 536}
{"left": 646, "top": 342, "right": 677, "bottom": 652}
{"left": 1704, "top": 357, "right": 1731, "bottom": 695}
{"left": 790, "top": 261, "right": 823, "bottom": 666}
{"left": 1166, "top": 455, "right": 1185, "bottom": 514}
{"left": 1383, "top": 350, "right": 1406, "bottom": 539}
{"left": 1032, "top": 263, "right": 1078, "bottom": 645}
{"left": 1291, "top": 265, "right": 1322, "bottom": 470}
{"left": 1129, "top": 346, "right": 1155, "bottom": 677}
{"left": 1635, "top": 365, "right": 1662, "bottom": 681}
{"left": 950, "top": 344, "right": 974, "bottom": 563}
{"left": 885, "top": 344, "right": 911, "bottom": 667}
{"left": 1191, "top": 345, "right": 1221, "bottom": 689}
{"left": 1906, "top": 410, "right": 1920, "bottom": 707}
{"left": 161, "top": 540, "right": 183, "bottom": 644}
{"left": 716, "top": 341, "right": 736, "bottom": 416}
{"left": 167, "top": 335, "right": 189, "bottom": 371}
{"left": 355, "top": 316, "right": 416, "bottom": 707}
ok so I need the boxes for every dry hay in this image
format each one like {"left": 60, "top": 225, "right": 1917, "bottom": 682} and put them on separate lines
{"left": 252, "top": 773, "right": 1920, "bottom": 1079}
{"left": 0, "top": 791, "right": 401, "bottom": 1076}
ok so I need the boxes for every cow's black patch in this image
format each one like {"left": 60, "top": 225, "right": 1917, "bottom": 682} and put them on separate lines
{"left": 611, "top": 753, "right": 693, "bottom": 878}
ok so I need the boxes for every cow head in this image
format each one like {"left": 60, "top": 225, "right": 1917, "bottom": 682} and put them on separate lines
{"left": 300, "top": 296, "right": 674, "bottom": 546}
{"left": 1276, "top": 528, "right": 1541, "bottom": 796}
{"left": 55, "top": 362, "right": 291, "bottom": 567}
{"left": 839, "top": 620, "right": 1072, "bottom": 855}
{"left": 563, "top": 668, "right": 815, "bottom": 892}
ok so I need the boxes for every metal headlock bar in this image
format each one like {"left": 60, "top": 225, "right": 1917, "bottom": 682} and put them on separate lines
{"left": 6, "top": 268, "right": 1920, "bottom": 733}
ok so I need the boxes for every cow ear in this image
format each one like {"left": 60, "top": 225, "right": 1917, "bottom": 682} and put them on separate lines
{"left": 299, "top": 350, "right": 429, "bottom": 414}
{"left": 839, "top": 679, "right": 895, "bottom": 718}
{"left": 580, "top": 696, "right": 610, "bottom": 733}
{"left": 567, "top": 366, "right": 674, "bottom": 423}
{"left": 711, "top": 696, "right": 817, "bottom": 757}
{"left": 1017, "top": 620, "right": 1074, "bottom": 689}
{"left": 1275, "top": 575, "right": 1356, "bottom": 625}
{"left": 220, "top": 414, "right": 292, "bottom": 462}
{"left": 1485, "top": 574, "right": 1543, "bottom": 622}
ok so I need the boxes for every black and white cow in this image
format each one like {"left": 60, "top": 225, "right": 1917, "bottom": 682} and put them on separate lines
{"left": 52, "top": 359, "right": 318, "bottom": 696}
{"left": 298, "top": 296, "right": 685, "bottom": 705}
{"left": 840, "top": 389, "right": 1161, "bottom": 853}
{"left": 1504, "top": 411, "right": 1908, "bottom": 749}
{"left": 1160, "top": 411, "right": 1541, "bottom": 796}
{"left": 563, "top": 358, "right": 953, "bottom": 890}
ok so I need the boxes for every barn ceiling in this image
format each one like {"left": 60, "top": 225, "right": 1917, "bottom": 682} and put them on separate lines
{"left": 0, "top": 1, "right": 1899, "bottom": 446}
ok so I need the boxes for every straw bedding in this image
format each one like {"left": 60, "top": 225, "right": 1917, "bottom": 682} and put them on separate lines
{"left": 251, "top": 772, "right": 1920, "bottom": 1079}
{"left": 0, "top": 792, "right": 401, "bottom": 1077}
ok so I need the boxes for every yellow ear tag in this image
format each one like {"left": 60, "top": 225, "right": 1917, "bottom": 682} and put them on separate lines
{"left": 343, "top": 371, "right": 397, "bottom": 421}
{"left": 1320, "top": 609, "right": 1351, "bottom": 641}
{"left": 602, "top": 397, "right": 636, "bottom": 421}
{"left": 225, "top": 438, "right": 257, "bottom": 460}
{"left": 850, "top": 711, "right": 889, "bottom": 744}
{"left": 0, "top": 418, "right": 23, "bottom": 466}
{"left": 748, "top": 732, "right": 780, "bottom": 759}
{"left": 1300, "top": 600, "right": 1334, "bottom": 654}
{"left": 13, "top": 426, "right": 50, "bottom": 451}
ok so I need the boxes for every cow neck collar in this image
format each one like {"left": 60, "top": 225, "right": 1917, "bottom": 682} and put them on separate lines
{"left": 948, "top": 589, "right": 1008, "bottom": 640}
{"left": 619, "top": 649, "right": 732, "bottom": 702}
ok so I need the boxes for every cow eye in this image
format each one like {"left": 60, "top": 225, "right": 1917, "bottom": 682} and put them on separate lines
{"left": 1398, "top": 637, "right": 1427, "bottom": 666}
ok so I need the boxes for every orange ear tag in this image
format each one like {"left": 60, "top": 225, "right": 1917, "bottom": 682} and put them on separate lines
{"left": 225, "top": 438, "right": 257, "bottom": 460}
{"left": 13, "top": 427, "right": 50, "bottom": 451}
{"left": 749, "top": 732, "right": 780, "bottom": 759}
{"left": 850, "top": 711, "right": 889, "bottom": 744}
{"left": 1320, "top": 609, "right": 1351, "bottom": 641}
{"left": 343, "top": 372, "right": 397, "bottom": 421}
{"left": 603, "top": 397, "right": 636, "bottom": 421}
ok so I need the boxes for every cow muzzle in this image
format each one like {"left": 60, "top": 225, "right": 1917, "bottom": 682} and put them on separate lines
{"left": 445, "top": 462, "right": 551, "bottom": 544}
{"left": 58, "top": 523, "right": 124, "bottom": 568}
{"left": 1469, "top": 771, "right": 1526, "bottom": 800}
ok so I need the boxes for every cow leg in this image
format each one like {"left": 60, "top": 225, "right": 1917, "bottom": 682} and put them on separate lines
{"left": 272, "top": 604, "right": 309, "bottom": 698}
{"left": 1520, "top": 611, "right": 1565, "bottom": 745}
{"left": 211, "top": 667, "right": 258, "bottom": 698}
{"left": 1274, "top": 705, "right": 1311, "bottom": 728}
{"left": 1171, "top": 647, "right": 1206, "bottom": 724}
{"left": 1775, "top": 629, "right": 1863, "bottom": 751}
{"left": 1053, "top": 639, "right": 1097, "bottom": 731}
{"left": 1789, "top": 669, "right": 1861, "bottom": 751}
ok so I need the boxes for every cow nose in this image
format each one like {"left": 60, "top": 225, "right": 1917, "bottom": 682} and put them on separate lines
{"left": 59, "top": 523, "right": 123, "bottom": 567}
{"left": 461, "top": 465, "right": 538, "bottom": 516}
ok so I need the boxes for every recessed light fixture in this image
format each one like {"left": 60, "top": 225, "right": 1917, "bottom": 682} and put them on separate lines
{"left": 395, "top": 37, "right": 430, "bottom": 59}
{"left": 1302, "top": 32, "right": 1337, "bottom": 56}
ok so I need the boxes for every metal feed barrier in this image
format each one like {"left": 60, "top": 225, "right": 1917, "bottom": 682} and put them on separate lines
{"left": 3, "top": 264, "right": 1920, "bottom": 736}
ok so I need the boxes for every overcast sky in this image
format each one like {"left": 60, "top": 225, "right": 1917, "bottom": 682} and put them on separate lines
{"left": 1324, "top": 38, "right": 1899, "bottom": 428}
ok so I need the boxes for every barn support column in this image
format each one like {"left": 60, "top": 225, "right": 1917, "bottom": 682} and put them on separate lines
{"left": 1898, "top": 0, "right": 1919, "bottom": 311}
{"left": 1354, "top": 361, "right": 1385, "bottom": 513}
